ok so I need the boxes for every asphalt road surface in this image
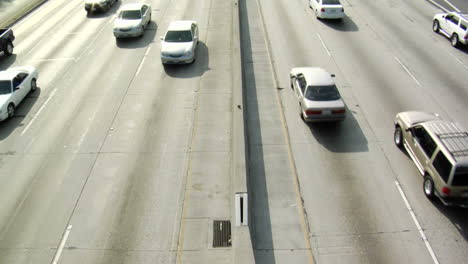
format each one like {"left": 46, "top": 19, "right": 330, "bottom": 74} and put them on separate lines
{"left": 0, "top": 0, "right": 240, "bottom": 263}
{"left": 1, "top": 0, "right": 468, "bottom": 264}
{"left": 241, "top": 0, "right": 468, "bottom": 263}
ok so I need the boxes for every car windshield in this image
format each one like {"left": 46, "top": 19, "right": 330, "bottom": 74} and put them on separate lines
{"left": 119, "top": 10, "right": 141, "bottom": 20}
{"left": 305, "top": 85, "right": 340, "bottom": 101}
{"left": 323, "top": 0, "right": 341, "bottom": 5}
{"left": 164, "top": 30, "right": 193, "bottom": 42}
{"left": 0, "top": 81, "right": 12, "bottom": 95}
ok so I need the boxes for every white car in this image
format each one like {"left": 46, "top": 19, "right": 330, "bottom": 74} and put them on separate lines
{"left": 309, "top": 0, "right": 344, "bottom": 20}
{"left": 290, "top": 67, "right": 346, "bottom": 122}
{"left": 113, "top": 3, "right": 151, "bottom": 38}
{"left": 433, "top": 12, "right": 468, "bottom": 47}
{"left": 0, "top": 66, "right": 38, "bottom": 121}
{"left": 160, "top": 20, "right": 199, "bottom": 64}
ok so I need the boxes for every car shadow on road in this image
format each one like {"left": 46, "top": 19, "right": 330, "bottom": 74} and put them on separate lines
{"left": 115, "top": 21, "right": 157, "bottom": 49}
{"left": 0, "top": 54, "right": 17, "bottom": 71}
{"left": 162, "top": 41, "right": 210, "bottom": 78}
{"left": 307, "top": 109, "right": 368, "bottom": 153}
{"left": 85, "top": 1, "right": 121, "bottom": 18}
{"left": 0, "top": 88, "right": 41, "bottom": 140}
{"left": 319, "top": 16, "right": 359, "bottom": 32}
{"left": 432, "top": 201, "right": 468, "bottom": 241}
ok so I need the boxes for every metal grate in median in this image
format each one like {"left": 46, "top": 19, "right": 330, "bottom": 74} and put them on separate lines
{"left": 213, "top": 220, "right": 232, "bottom": 248}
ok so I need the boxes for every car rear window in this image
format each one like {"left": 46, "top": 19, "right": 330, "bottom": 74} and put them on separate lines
{"left": 460, "top": 22, "right": 467, "bottom": 31}
{"left": 452, "top": 167, "right": 468, "bottom": 186}
{"left": 120, "top": 10, "right": 141, "bottom": 19}
{"left": 305, "top": 85, "right": 341, "bottom": 101}
{"left": 432, "top": 151, "right": 452, "bottom": 183}
{"left": 164, "top": 30, "right": 193, "bottom": 42}
{"left": 323, "top": 0, "right": 341, "bottom": 5}
{"left": 0, "top": 81, "right": 11, "bottom": 95}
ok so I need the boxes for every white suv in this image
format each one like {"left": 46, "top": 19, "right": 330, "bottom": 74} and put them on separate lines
{"left": 433, "top": 12, "right": 468, "bottom": 47}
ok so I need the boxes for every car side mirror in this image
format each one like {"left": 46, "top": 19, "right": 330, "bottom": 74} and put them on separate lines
{"left": 14, "top": 86, "right": 20, "bottom": 91}
{"left": 331, "top": 74, "right": 336, "bottom": 77}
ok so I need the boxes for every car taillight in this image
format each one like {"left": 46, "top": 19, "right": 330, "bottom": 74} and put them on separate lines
{"left": 306, "top": 110, "right": 322, "bottom": 115}
{"left": 321, "top": 8, "right": 325, "bottom": 12}
{"left": 464, "top": 34, "right": 468, "bottom": 40}
{"left": 442, "top": 187, "right": 451, "bottom": 195}
{"left": 332, "top": 109, "right": 346, "bottom": 114}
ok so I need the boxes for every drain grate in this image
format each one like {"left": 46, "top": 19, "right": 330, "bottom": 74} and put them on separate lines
{"left": 213, "top": 220, "right": 231, "bottom": 247}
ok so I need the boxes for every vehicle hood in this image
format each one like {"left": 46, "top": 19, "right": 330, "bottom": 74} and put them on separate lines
{"left": 161, "top": 42, "right": 193, "bottom": 55}
{"left": 397, "top": 111, "right": 440, "bottom": 126}
{"left": 0, "top": 94, "right": 11, "bottom": 109}
{"left": 433, "top": 13, "right": 446, "bottom": 20}
{"left": 114, "top": 19, "right": 142, "bottom": 29}
{"left": 304, "top": 98, "right": 345, "bottom": 109}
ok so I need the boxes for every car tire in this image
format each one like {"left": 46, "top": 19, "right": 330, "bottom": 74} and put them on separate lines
{"left": 423, "top": 175, "right": 436, "bottom": 200}
{"left": 7, "top": 104, "right": 15, "bottom": 119}
{"left": 31, "top": 78, "right": 37, "bottom": 92}
{"left": 394, "top": 126, "right": 403, "bottom": 148}
{"left": 451, "top": 34, "right": 459, "bottom": 47}
{"left": 432, "top": 20, "right": 439, "bottom": 33}
{"left": 290, "top": 77, "right": 294, "bottom": 89}
{"left": 5, "top": 41, "right": 13, "bottom": 56}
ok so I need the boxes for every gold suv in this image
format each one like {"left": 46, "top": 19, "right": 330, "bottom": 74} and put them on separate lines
{"left": 394, "top": 111, "right": 468, "bottom": 207}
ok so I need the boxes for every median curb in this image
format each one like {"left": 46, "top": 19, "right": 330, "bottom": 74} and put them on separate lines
{"left": 0, "top": 0, "right": 48, "bottom": 28}
{"left": 232, "top": 0, "right": 255, "bottom": 263}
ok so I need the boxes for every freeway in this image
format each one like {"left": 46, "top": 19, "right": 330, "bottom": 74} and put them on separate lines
{"left": 0, "top": 0, "right": 244, "bottom": 263}
{"left": 241, "top": 0, "right": 468, "bottom": 263}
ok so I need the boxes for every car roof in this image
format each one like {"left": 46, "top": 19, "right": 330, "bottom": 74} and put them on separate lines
{"left": 295, "top": 67, "right": 335, "bottom": 86}
{"left": 423, "top": 120, "right": 468, "bottom": 163}
{"left": 120, "top": 3, "right": 145, "bottom": 11}
{"left": 0, "top": 70, "right": 20, "bottom": 80}
{"left": 167, "top": 20, "right": 196, "bottom": 31}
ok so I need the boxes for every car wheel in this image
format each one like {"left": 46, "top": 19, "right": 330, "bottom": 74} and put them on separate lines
{"left": 5, "top": 41, "right": 13, "bottom": 56}
{"left": 31, "top": 78, "right": 37, "bottom": 92}
{"left": 290, "top": 77, "right": 294, "bottom": 89}
{"left": 432, "top": 20, "right": 439, "bottom": 33}
{"left": 394, "top": 126, "right": 403, "bottom": 148}
{"left": 451, "top": 34, "right": 459, "bottom": 47}
{"left": 423, "top": 175, "right": 435, "bottom": 200}
{"left": 7, "top": 104, "right": 15, "bottom": 119}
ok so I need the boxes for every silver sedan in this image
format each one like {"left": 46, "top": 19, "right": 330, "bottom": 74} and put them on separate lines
{"left": 290, "top": 67, "right": 346, "bottom": 122}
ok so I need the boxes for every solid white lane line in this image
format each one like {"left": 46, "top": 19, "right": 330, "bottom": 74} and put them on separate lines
{"left": 395, "top": 181, "right": 440, "bottom": 264}
{"left": 135, "top": 47, "right": 151, "bottom": 76}
{"left": 21, "top": 88, "right": 58, "bottom": 136}
{"left": 395, "top": 56, "right": 421, "bottom": 87}
{"left": 427, "top": 0, "right": 449, "bottom": 12}
{"left": 443, "top": 0, "right": 461, "bottom": 12}
{"left": 51, "top": 224, "right": 72, "bottom": 264}
{"left": 317, "top": 33, "right": 331, "bottom": 57}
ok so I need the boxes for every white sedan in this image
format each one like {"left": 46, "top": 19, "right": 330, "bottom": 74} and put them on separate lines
{"left": 309, "top": 0, "right": 345, "bottom": 20}
{"left": 160, "top": 20, "right": 199, "bottom": 64}
{"left": 113, "top": 3, "right": 152, "bottom": 38}
{"left": 290, "top": 67, "right": 346, "bottom": 122}
{"left": 0, "top": 66, "right": 38, "bottom": 121}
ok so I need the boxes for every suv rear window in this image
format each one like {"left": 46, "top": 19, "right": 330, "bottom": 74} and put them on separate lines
{"left": 461, "top": 22, "right": 467, "bottom": 31}
{"left": 432, "top": 151, "right": 452, "bottom": 183}
{"left": 452, "top": 167, "right": 468, "bottom": 186}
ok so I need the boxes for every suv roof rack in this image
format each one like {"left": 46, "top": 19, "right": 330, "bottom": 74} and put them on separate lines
{"left": 427, "top": 121, "right": 468, "bottom": 160}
